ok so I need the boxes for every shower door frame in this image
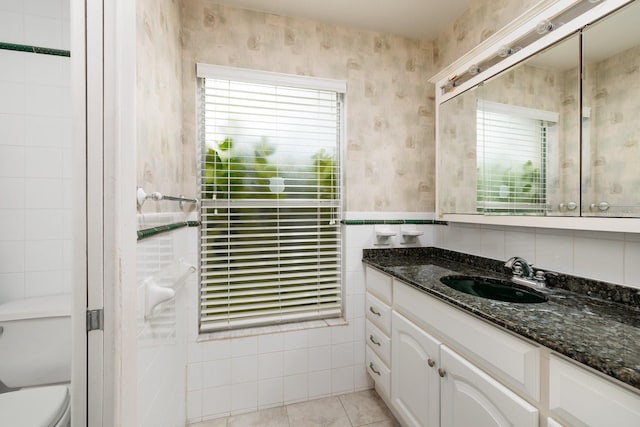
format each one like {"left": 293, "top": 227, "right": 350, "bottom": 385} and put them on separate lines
{"left": 73, "top": 0, "right": 137, "bottom": 425}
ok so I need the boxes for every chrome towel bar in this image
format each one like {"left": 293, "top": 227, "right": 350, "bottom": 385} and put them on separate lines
{"left": 137, "top": 187, "right": 199, "bottom": 209}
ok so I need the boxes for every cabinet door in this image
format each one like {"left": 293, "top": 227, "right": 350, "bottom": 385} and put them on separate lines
{"left": 440, "top": 345, "right": 538, "bottom": 427}
{"left": 391, "top": 312, "right": 441, "bottom": 427}
{"left": 549, "top": 355, "right": 640, "bottom": 427}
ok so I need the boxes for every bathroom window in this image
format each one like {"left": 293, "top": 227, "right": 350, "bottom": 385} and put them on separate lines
{"left": 476, "top": 100, "right": 557, "bottom": 215}
{"left": 196, "top": 64, "right": 345, "bottom": 333}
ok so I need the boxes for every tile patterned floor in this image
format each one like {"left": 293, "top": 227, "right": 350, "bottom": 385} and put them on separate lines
{"left": 189, "top": 389, "right": 400, "bottom": 427}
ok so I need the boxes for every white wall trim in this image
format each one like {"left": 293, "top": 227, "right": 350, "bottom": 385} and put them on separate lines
{"left": 196, "top": 63, "right": 347, "bottom": 93}
{"left": 85, "top": 0, "right": 106, "bottom": 425}
{"left": 100, "top": 0, "right": 138, "bottom": 425}
{"left": 440, "top": 214, "right": 640, "bottom": 233}
{"left": 70, "top": 0, "right": 87, "bottom": 424}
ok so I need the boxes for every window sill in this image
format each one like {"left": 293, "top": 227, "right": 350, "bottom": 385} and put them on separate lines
{"left": 196, "top": 317, "right": 349, "bottom": 342}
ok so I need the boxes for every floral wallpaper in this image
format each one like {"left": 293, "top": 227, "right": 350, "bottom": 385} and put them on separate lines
{"left": 179, "top": 0, "right": 436, "bottom": 212}
{"left": 136, "top": 0, "right": 185, "bottom": 214}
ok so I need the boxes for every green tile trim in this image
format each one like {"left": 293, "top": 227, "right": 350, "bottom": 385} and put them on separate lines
{"left": 137, "top": 220, "right": 200, "bottom": 241}
{"left": 0, "top": 42, "right": 70, "bottom": 57}
{"left": 341, "top": 219, "right": 448, "bottom": 225}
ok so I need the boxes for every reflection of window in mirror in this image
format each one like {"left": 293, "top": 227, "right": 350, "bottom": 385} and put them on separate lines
{"left": 476, "top": 100, "right": 558, "bottom": 215}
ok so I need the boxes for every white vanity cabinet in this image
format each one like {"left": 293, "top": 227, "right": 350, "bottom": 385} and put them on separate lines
{"left": 365, "top": 265, "right": 540, "bottom": 427}
{"left": 393, "top": 277, "right": 540, "bottom": 401}
{"left": 391, "top": 311, "right": 441, "bottom": 427}
{"left": 390, "top": 307, "right": 537, "bottom": 427}
{"left": 440, "top": 345, "right": 538, "bottom": 427}
{"left": 364, "top": 265, "right": 640, "bottom": 427}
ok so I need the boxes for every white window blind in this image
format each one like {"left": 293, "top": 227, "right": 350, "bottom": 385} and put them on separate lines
{"left": 197, "top": 66, "right": 344, "bottom": 333}
{"left": 476, "top": 100, "right": 557, "bottom": 215}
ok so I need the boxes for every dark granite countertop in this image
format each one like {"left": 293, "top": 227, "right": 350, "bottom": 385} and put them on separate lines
{"left": 362, "top": 248, "right": 640, "bottom": 392}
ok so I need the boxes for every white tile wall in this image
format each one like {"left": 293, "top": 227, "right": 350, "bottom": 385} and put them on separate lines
{"left": 307, "top": 370, "right": 332, "bottom": 398}
{"left": 436, "top": 222, "right": 640, "bottom": 289}
{"left": 283, "top": 373, "right": 307, "bottom": 404}
{"left": 258, "top": 351, "right": 283, "bottom": 379}
{"left": 231, "top": 381, "right": 258, "bottom": 413}
{"left": 0, "top": 0, "right": 71, "bottom": 305}
{"left": 258, "top": 377, "right": 283, "bottom": 408}
{"left": 185, "top": 213, "right": 435, "bottom": 424}
{"left": 0, "top": 0, "right": 69, "bottom": 50}
{"left": 182, "top": 211, "right": 640, "bottom": 425}
{"left": 136, "top": 213, "right": 194, "bottom": 427}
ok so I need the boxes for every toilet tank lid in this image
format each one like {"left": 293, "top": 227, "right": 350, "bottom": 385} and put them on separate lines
{"left": 0, "top": 295, "right": 71, "bottom": 322}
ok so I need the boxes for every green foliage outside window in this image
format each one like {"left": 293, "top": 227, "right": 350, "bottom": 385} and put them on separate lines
{"left": 203, "top": 137, "right": 337, "bottom": 200}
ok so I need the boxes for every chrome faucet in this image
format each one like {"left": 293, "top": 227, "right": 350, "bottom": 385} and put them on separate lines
{"left": 504, "top": 256, "right": 545, "bottom": 288}
{"left": 504, "top": 256, "right": 533, "bottom": 278}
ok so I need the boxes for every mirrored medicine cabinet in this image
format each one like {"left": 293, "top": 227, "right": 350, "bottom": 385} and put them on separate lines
{"left": 436, "top": 0, "right": 640, "bottom": 229}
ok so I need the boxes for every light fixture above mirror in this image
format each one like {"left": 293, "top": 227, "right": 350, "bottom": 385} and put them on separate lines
{"left": 440, "top": 0, "right": 608, "bottom": 95}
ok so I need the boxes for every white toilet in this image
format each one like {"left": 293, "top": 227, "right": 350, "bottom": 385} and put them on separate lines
{"left": 0, "top": 295, "right": 72, "bottom": 427}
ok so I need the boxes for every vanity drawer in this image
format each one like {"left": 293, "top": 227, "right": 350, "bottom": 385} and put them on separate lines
{"left": 393, "top": 279, "right": 540, "bottom": 401}
{"left": 366, "top": 292, "right": 391, "bottom": 335}
{"left": 365, "top": 266, "right": 392, "bottom": 304}
{"left": 366, "top": 346, "right": 391, "bottom": 398}
{"left": 549, "top": 355, "right": 640, "bottom": 427}
{"left": 366, "top": 319, "right": 391, "bottom": 366}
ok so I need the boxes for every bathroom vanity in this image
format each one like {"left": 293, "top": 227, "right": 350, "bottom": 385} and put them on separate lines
{"left": 363, "top": 248, "right": 640, "bottom": 427}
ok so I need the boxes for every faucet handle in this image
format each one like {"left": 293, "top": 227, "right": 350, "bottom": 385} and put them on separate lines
{"left": 535, "top": 269, "right": 558, "bottom": 281}
{"left": 534, "top": 269, "right": 560, "bottom": 282}
{"left": 534, "top": 270, "right": 546, "bottom": 282}
{"left": 512, "top": 264, "right": 524, "bottom": 276}
{"left": 505, "top": 256, "right": 534, "bottom": 278}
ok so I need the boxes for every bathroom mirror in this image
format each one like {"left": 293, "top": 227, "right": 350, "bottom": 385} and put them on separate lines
{"left": 438, "top": 34, "right": 581, "bottom": 217}
{"left": 581, "top": 0, "right": 640, "bottom": 217}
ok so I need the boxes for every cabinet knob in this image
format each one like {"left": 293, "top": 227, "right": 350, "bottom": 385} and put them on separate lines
{"left": 438, "top": 368, "right": 446, "bottom": 378}
{"left": 369, "top": 306, "right": 381, "bottom": 316}
{"left": 369, "top": 362, "right": 381, "bottom": 376}
{"left": 427, "top": 358, "right": 435, "bottom": 367}
{"left": 369, "top": 334, "right": 381, "bottom": 346}
{"left": 590, "top": 201, "right": 610, "bottom": 212}
{"left": 559, "top": 201, "right": 577, "bottom": 211}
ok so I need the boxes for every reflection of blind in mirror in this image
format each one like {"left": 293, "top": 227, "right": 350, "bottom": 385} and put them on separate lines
{"left": 476, "top": 100, "right": 558, "bottom": 215}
